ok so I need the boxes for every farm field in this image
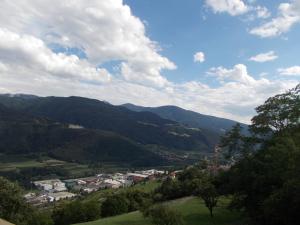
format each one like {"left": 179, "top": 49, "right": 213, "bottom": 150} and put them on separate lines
{"left": 0, "top": 154, "right": 96, "bottom": 183}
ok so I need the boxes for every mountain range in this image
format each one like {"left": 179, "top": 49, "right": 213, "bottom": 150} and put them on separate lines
{"left": 122, "top": 103, "right": 246, "bottom": 134}
{"left": 0, "top": 94, "right": 246, "bottom": 166}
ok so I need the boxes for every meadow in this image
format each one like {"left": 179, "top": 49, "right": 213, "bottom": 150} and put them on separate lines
{"left": 76, "top": 197, "right": 242, "bottom": 225}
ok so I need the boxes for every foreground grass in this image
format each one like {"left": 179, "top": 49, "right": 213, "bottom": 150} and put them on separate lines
{"left": 76, "top": 197, "right": 242, "bottom": 225}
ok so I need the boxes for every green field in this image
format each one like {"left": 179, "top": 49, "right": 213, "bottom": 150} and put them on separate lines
{"left": 0, "top": 158, "right": 67, "bottom": 171}
{"left": 0, "top": 154, "right": 122, "bottom": 178}
{"left": 0, "top": 154, "right": 164, "bottom": 179}
{"left": 76, "top": 197, "right": 242, "bottom": 225}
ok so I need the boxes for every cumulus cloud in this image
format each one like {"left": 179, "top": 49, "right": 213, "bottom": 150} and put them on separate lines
{"left": 205, "top": 0, "right": 271, "bottom": 22}
{"left": 194, "top": 52, "right": 205, "bottom": 63}
{"left": 278, "top": 66, "right": 300, "bottom": 76}
{"left": 0, "top": 0, "right": 176, "bottom": 87}
{"left": 205, "top": 0, "right": 249, "bottom": 16}
{"left": 208, "top": 64, "right": 256, "bottom": 84}
{"left": 249, "top": 51, "right": 278, "bottom": 62}
{"left": 0, "top": 28, "right": 111, "bottom": 83}
{"left": 177, "top": 79, "right": 295, "bottom": 122}
{"left": 1, "top": 60, "right": 297, "bottom": 123}
{"left": 0, "top": 0, "right": 298, "bottom": 123}
{"left": 250, "top": 1, "right": 300, "bottom": 38}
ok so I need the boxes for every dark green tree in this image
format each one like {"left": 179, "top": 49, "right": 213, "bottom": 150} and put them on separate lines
{"left": 251, "top": 84, "right": 300, "bottom": 135}
{"left": 219, "top": 123, "right": 245, "bottom": 160}
{"left": 195, "top": 174, "right": 218, "bottom": 217}
{"left": 155, "top": 177, "right": 184, "bottom": 201}
{"left": 218, "top": 84, "right": 300, "bottom": 225}
{"left": 125, "top": 190, "right": 152, "bottom": 212}
{"left": 0, "top": 177, "right": 31, "bottom": 225}
{"left": 27, "top": 212, "right": 54, "bottom": 225}
{"left": 101, "top": 195, "right": 129, "bottom": 217}
{"left": 263, "top": 179, "right": 300, "bottom": 225}
{"left": 52, "top": 200, "right": 100, "bottom": 225}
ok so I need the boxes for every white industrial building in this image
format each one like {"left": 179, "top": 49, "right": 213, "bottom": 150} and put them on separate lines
{"left": 33, "top": 179, "right": 67, "bottom": 192}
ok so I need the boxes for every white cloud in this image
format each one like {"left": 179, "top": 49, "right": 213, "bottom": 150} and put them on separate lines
{"left": 250, "top": 1, "right": 300, "bottom": 38}
{"left": 278, "top": 66, "right": 300, "bottom": 76}
{"left": 255, "top": 5, "right": 271, "bottom": 19}
{"left": 194, "top": 52, "right": 205, "bottom": 63}
{"left": 0, "top": 1, "right": 298, "bottom": 123}
{"left": 1, "top": 60, "right": 298, "bottom": 123}
{"left": 205, "top": 0, "right": 271, "bottom": 22}
{"left": 208, "top": 64, "right": 256, "bottom": 84}
{"left": 249, "top": 51, "right": 278, "bottom": 62}
{"left": 0, "top": 28, "right": 111, "bottom": 83}
{"left": 0, "top": 0, "right": 176, "bottom": 88}
{"left": 205, "top": 0, "right": 249, "bottom": 16}
{"left": 177, "top": 79, "right": 295, "bottom": 122}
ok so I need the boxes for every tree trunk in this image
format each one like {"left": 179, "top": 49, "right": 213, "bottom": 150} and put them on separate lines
{"left": 209, "top": 207, "right": 213, "bottom": 217}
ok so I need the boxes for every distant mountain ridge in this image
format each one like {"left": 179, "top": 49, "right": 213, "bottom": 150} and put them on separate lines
{"left": 0, "top": 103, "right": 164, "bottom": 166}
{"left": 0, "top": 93, "right": 247, "bottom": 167}
{"left": 0, "top": 94, "right": 218, "bottom": 153}
{"left": 122, "top": 103, "right": 248, "bottom": 134}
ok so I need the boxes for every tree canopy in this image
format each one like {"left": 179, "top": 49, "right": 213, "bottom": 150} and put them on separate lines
{"left": 219, "top": 84, "right": 300, "bottom": 225}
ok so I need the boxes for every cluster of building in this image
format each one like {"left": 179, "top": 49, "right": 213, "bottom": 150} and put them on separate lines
{"left": 64, "top": 169, "right": 165, "bottom": 193}
{"left": 24, "top": 179, "right": 76, "bottom": 206}
{"left": 24, "top": 169, "right": 166, "bottom": 206}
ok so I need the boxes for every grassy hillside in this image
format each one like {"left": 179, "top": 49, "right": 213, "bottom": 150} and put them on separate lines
{"left": 76, "top": 197, "right": 242, "bottom": 225}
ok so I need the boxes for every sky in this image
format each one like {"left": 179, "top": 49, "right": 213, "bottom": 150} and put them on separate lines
{"left": 0, "top": 0, "right": 299, "bottom": 123}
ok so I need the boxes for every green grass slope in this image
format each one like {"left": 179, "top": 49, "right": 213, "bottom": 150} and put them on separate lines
{"left": 76, "top": 197, "right": 242, "bottom": 225}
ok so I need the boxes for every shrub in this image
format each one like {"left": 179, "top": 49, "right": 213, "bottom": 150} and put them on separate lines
{"left": 143, "top": 204, "right": 184, "bottom": 225}
{"left": 101, "top": 195, "right": 129, "bottom": 217}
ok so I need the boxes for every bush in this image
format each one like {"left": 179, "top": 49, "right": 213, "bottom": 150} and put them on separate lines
{"left": 28, "top": 211, "right": 54, "bottom": 225}
{"left": 101, "top": 195, "right": 129, "bottom": 217}
{"left": 154, "top": 177, "right": 184, "bottom": 201}
{"left": 143, "top": 204, "right": 184, "bottom": 225}
{"left": 52, "top": 200, "right": 100, "bottom": 225}
{"left": 125, "top": 190, "right": 153, "bottom": 211}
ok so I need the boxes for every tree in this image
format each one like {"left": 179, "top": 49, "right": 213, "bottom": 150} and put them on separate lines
{"left": 262, "top": 179, "right": 300, "bottom": 225}
{"left": 27, "top": 212, "right": 54, "bottom": 225}
{"left": 52, "top": 200, "right": 100, "bottom": 225}
{"left": 195, "top": 174, "right": 218, "bottom": 217}
{"left": 0, "top": 176, "right": 54, "bottom": 225}
{"left": 218, "top": 84, "right": 300, "bottom": 225}
{"left": 101, "top": 195, "right": 129, "bottom": 217}
{"left": 0, "top": 176, "right": 31, "bottom": 224}
{"left": 219, "top": 123, "right": 245, "bottom": 160}
{"left": 125, "top": 190, "right": 152, "bottom": 212}
{"left": 155, "top": 177, "right": 184, "bottom": 201}
{"left": 251, "top": 84, "right": 300, "bottom": 135}
{"left": 143, "top": 204, "right": 184, "bottom": 225}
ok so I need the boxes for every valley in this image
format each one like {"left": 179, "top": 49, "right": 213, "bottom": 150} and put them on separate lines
{"left": 1, "top": 1, "right": 299, "bottom": 225}
{"left": 0, "top": 94, "right": 239, "bottom": 186}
